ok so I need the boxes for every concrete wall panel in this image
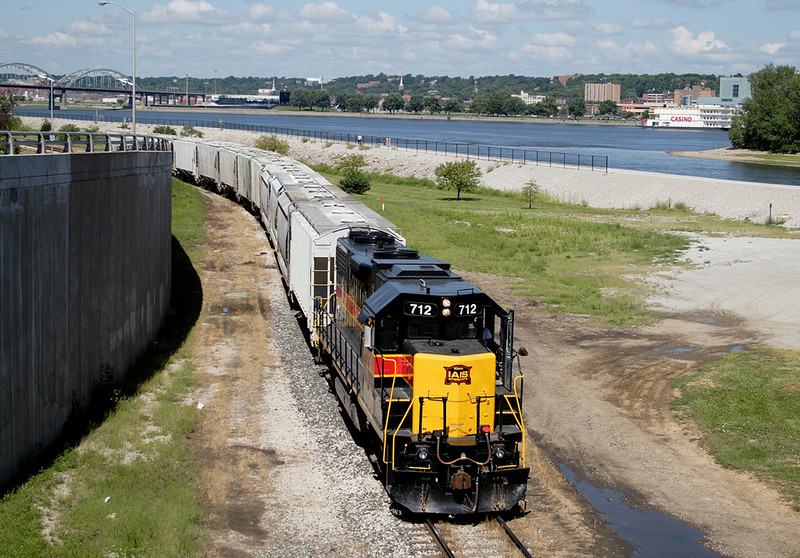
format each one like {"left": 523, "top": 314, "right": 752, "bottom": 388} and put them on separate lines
{"left": 0, "top": 151, "right": 172, "bottom": 485}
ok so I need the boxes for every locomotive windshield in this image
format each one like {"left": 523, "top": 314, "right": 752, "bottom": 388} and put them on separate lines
{"left": 406, "top": 316, "right": 479, "bottom": 340}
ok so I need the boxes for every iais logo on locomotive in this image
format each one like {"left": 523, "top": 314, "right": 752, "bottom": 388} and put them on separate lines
{"left": 444, "top": 364, "right": 472, "bottom": 385}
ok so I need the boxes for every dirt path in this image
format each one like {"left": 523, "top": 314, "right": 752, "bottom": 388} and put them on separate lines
{"left": 464, "top": 234, "right": 800, "bottom": 558}
{"left": 189, "top": 189, "right": 800, "bottom": 557}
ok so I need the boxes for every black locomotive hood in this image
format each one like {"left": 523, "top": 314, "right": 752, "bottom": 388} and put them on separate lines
{"left": 357, "top": 278, "right": 495, "bottom": 324}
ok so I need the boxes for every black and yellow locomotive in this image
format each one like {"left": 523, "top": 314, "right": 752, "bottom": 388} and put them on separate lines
{"left": 170, "top": 138, "right": 529, "bottom": 515}
{"left": 315, "top": 229, "right": 528, "bottom": 515}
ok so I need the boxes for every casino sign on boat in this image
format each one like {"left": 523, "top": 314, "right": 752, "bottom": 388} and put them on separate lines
{"left": 642, "top": 76, "right": 750, "bottom": 130}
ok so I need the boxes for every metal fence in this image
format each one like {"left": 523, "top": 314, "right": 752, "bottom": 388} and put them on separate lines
{"left": 14, "top": 109, "right": 609, "bottom": 172}
{"left": 1, "top": 130, "right": 172, "bottom": 155}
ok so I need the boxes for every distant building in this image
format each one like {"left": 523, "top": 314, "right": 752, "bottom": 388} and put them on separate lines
{"left": 642, "top": 105, "right": 743, "bottom": 129}
{"left": 644, "top": 77, "right": 750, "bottom": 129}
{"left": 512, "top": 90, "right": 546, "bottom": 105}
{"left": 673, "top": 84, "right": 715, "bottom": 102}
{"left": 551, "top": 74, "right": 582, "bottom": 86}
{"left": 710, "top": 76, "right": 752, "bottom": 106}
{"left": 585, "top": 82, "right": 621, "bottom": 104}
{"left": 642, "top": 92, "right": 664, "bottom": 103}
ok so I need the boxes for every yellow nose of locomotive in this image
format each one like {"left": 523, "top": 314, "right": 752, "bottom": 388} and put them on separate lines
{"left": 411, "top": 351, "right": 496, "bottom": 438}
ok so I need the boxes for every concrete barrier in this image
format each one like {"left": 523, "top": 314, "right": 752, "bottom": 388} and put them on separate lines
{"left": 0, "top": 149, "right": 172, "bottom": 486}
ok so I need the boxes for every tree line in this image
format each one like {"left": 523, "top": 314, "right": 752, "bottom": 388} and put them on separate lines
{"left": 135, "top": 71, "right": 721, "bottom": 103}
{"left": 728, "top": 64, "right": 800, "bottom": 153}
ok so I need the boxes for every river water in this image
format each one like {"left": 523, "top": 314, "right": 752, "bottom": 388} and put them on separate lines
{"left": 17, "top": 107, "right": 800, "bottom": 186}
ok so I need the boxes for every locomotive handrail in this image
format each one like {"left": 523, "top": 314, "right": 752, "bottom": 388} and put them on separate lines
{"left": 0, "top": 130, "right": 172, "bottom": 155}
{"left": 386, "top": 397, "right": 415, "bottom": 468}
{"left": 511, "top": 375, "right": 526, "bottom": 467}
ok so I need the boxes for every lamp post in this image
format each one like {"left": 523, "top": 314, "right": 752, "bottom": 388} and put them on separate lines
{"left": 38, "top": 74, "right": 54, "bottom": 122}
{"left": 98, "top": 1, "right": 135, "bottom": 134}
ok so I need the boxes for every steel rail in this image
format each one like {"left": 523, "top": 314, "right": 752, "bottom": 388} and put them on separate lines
{"left": 495, "top": 514, "right": 533, "bottom": 558}
{"left": 426, "top": 519, "right": 456, "bottom": 558}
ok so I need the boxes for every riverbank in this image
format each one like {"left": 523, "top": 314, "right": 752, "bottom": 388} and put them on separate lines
{"left": 672, "top": 147, "right": 800, "bottom": 167}
{"left": 21, "top": 116, "right": 800, "bottom": 228}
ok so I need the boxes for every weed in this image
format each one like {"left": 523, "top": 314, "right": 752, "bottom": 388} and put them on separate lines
{"left": 254, "top": 135, "right": 289, "bottom": 155}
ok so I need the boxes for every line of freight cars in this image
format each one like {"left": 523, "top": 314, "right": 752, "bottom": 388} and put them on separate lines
{"left": 171, "top": 138, "right": 530, "bottom": 515}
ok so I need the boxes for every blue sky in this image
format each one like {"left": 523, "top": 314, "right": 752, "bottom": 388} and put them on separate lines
{"left": 3, "top": 0, "right": 799, "bottom": 80}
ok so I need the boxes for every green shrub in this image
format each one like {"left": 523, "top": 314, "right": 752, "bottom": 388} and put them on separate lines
{"left": 59, "top": 123, "right": 81, "bottom": 132}
{"left": 339, "top": 169, "right": 371, "bottom": 194}
{"left": 180, "top": 125, "right": 203, "bottom": 138}
{"left": 254, "top": 134, "right": 289, "bottom": 155}
{"left": 153, "top": 125, "right": 177, "bottom": 135}
{"left": 40, "top": 120, "right": 52, "bottom": 132}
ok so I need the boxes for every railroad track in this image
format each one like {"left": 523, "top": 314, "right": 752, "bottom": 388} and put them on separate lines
{"left": 426, "top": 514, "right": 533, "bottom": 558}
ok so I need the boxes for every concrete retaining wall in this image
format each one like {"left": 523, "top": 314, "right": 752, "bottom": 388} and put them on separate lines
{"left": 0, "top": 151, "right": 172, "bottom": 485}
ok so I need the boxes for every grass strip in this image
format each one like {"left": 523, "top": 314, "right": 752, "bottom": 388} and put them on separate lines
{"left": 671, "top": 348, "right": 800, "bottom": 510}
{"left": 314, "top": 166, "right": 694, "bottom": 326}
{"left": 0, "top": 177, "right": 208, "bottom": 557}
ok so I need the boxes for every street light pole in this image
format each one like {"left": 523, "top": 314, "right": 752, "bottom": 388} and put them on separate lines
{"left": 99, "top": 1, "right": 135, "bottom": 134}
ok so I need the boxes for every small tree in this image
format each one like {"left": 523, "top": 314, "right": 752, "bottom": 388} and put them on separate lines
{"left": 598, "top": 100, "right": 619, "bottom": 115}
{"left": 0, "top": 93, "right": 19, "bottom": 130}
{"left": 180, "top": 125, "right": 204, "bottom": 138}
{"left": 434, "top": 160, "right": 481, "bottom": 200}
{"left": 521, "top": 180, "right": 540, "bottom": 209}
{"left": 406, "top": 94, "right": 425, "bottom": 113}
{"left": 425, "top": 97, "right": 442, "bottom": 114}
{"left": 345, "top": 95, "right": 364, "bottom": 113}
{"left": 313, "top": 89, "right": 330, "bottom": 111}
{"left": 254, "top": 134, "right": 289, "bottom": 155}
{"left": 291, "top": 88, "right": 313, "bottom": 110}
{"left": 443, "top": 98, "right": 464, "bottom": 115}
{"left": 339, "top": 169, "right": 370, "bottom": 194}
{"left": 336, "top": 153, "right": 370, "bottom": 194}
{"left": 568, "top": 98, "right": 586, "bottom": 117}
{"left": 153, "top": 125, "right": 177, "bottom": 135}
{"left": 383, "top": 92, "right": 405, "bottom": 114}
{"left": 363, "top": 94, "right": 380, "bottom": 113}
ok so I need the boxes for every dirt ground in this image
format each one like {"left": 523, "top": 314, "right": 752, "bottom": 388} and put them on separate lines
{"left": 190, "top": 189, "right": 800, "bottom": 557}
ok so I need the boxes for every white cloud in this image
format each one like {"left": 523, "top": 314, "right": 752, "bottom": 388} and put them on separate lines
{"left": 473, "top": 0, "right": 588, "bottom": 23}
{"left": 70, "top": 21, "right": 110, "bottom": 35}
{"left": 446, "top": 25, "right": 498, "bottom": 50}
{"left": 520, "top": 43, "right": 573, "bottom": 61}
{"left": 594, "top": 23, "right": 623, "bottom": 35}
{"left": 221, "top": 22, "right": 272, "bottom": 37}
{"left": 789, "top": 30, "right": 800, "bottom": 40}
{"left": 760, "top": 42, "right": 785, "bottom": 54}
{"left": 247, "top": 4, "right": 276, "bottom": 22}
{"left": 417, "top": 5, "right": 454, "bottom": 23}
{"left": 669, "top": 26, "right": 729, "bottom": 55}
{"left": 629, "top": 18, "right": 671, "bottom": 28}
{"left": 143, "top": 0, "right": 234, "bottom": 25}
{"left": 27, "top": 31, "right": 77, "bottom": 47}
{"left": 531, "top": 32, "right": 576, "bottom": 46}
{"left": 473, "top": 0, "right": 516, "bottom": 23}
{"left": 242, "top": 41, "right": 294, "bottom": 56}
{"left": 298, "top": 2, "right": 352, "bottom": 24}
{"left": 0, "top": 29, "right": 9, "bottom": 40}
{"left": 355, "top": 13, "right": 407, "bottom": 36}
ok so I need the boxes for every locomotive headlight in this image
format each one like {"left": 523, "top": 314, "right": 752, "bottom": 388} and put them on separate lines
{"left": 442, "top": 298, "right": 451, "bottom": 308}
{"left": 442, "top": 308, "right": 451, "bottom": 317}
{"left": 417, "top": 447, "right": 429, "bottom": 461}
{"left": 493, "top": 446, "right": 506, "bottom": 460}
